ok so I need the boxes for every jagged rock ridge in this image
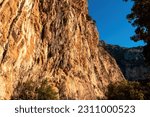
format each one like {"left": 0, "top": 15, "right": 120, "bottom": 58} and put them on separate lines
{"left": 106, "top": 44, "right": 150, "bottom": 81}
{"left": 0, "top": 0, "right": 124, "bottom": 99}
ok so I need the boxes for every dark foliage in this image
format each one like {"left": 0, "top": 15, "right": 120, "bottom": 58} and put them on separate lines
{"left": 107, "top": 81, "right": 150, "bottom": 100}
{"left": 124, "top": 0, "right": 150, "bottom": 63}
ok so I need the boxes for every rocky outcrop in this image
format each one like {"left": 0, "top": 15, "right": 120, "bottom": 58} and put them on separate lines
{"left": 106, "top": 44, "right": 150, "bottom": 81}
{"left": 0, "top": 0, "right": 124, "bottom": 100}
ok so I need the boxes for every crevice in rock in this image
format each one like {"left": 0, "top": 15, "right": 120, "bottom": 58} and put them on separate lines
{"left": 0, "top": 0, "right": 4, "bottom": 7}
{"left": 7, "top": 0, "right": 25, "bottom": 39}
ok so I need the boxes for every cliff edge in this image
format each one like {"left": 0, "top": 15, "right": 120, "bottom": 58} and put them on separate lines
{"left": 0, "top": 0, "right": 124, "bottom": 99}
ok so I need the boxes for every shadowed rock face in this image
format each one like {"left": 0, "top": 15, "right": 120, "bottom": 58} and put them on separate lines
{"left": 106, "top": 44, "right": 150, "bottom": 81}
{"left": 0, "top": 0, "right": 124, "bottom": 99}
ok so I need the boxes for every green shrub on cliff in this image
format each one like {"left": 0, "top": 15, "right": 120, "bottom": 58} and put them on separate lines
{"left": 12, "top": 79, "right": 58, "bottom": 100}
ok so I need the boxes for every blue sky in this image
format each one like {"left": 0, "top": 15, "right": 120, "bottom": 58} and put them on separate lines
{"left": 88, "top": 0, "right": 145, "bottom": 47}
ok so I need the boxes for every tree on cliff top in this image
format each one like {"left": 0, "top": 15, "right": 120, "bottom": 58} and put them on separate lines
{"left": 124, "top": 0, "right": 150, "bottom": 63}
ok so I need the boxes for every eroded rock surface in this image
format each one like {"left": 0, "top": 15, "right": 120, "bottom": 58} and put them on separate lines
{"left": 106, "top": 44, "right": 150, "bottom": 81}
{"left": 0, "top": 0, "right": 124, "bottom": 99}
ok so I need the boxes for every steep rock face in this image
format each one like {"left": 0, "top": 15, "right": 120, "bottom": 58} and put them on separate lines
{"left": 106, "top": 44, "right": 150, "bottom": 81}
{"left": 0, "top": 0, "right": 124, "bottom": 100}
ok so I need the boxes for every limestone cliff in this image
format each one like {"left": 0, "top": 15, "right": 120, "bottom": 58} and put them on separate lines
{"left": 0, "top": 0, "right": 124, "bottom": 100}
{"left": 106, "top": 44, "right": 150, "bottom": 81}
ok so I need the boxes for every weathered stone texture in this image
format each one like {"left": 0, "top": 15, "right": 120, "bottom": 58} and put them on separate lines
{"left": 0, "top": 0, "right": 124, "bottom": 99}
{"left": 106, "top": 44, "right": 150, "bottom": 81}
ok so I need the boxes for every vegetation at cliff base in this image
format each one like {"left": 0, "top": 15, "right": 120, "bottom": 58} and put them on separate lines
{"left": 12, "top": 79, "right": 58, "bottom": 100}
{"left": 107, "top": 81, "right": 150, "bottom": 100}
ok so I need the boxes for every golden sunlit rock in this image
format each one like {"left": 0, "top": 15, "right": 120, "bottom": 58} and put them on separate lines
{"left": 0, "top": 0, "right": 124, "bottom": 100}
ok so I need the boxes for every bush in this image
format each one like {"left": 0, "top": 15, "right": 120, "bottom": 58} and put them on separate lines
{"left": 12, "top": 79, "right": 58, "bottom": 100}
{"left": 106, "top": 81, "right": 150, "bottom": 100}
{"left": 37, "top": 79, "right": 58, "bottom": 100}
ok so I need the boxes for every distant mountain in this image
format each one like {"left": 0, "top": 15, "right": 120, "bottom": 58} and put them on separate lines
{"left": 105, "top": 43, "right": 150, "bottom": 81}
